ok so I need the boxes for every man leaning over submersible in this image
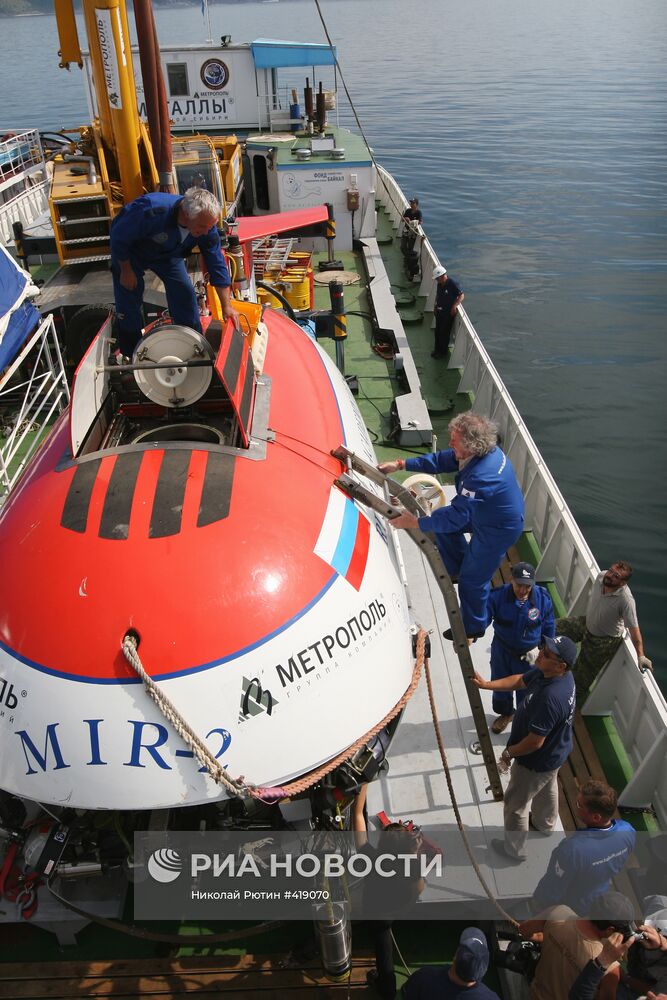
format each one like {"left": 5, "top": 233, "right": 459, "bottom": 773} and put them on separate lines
{"left": 110, "top": 186, "right": 239, "bottom": 358}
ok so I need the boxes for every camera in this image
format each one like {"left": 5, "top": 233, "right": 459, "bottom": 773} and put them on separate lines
{"left": 618, "top": 921, "right": 645, "bottom": 942}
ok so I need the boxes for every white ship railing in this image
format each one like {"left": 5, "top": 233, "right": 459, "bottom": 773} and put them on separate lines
{"left": 0, "top": 179, "right": 50, "bottom": 247}
{"left": 377, "top": 163, "right": 667, "bottom": 828}
{"left": 0, "top": 129, "right": 50, "bottom": 247}
{"left": 0, "top": 130, "right": 44, "bottom": 189}
{"left": 0, "top": 314, "right": 69, "bottom": 504}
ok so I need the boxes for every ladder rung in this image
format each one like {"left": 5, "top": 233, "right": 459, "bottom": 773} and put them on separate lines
{"left": 58, "top": 216, "right": 111, "bottom": 225}
{"left": 60, "top": 236, "right": 110, "bottom": 245}
{"left": 62, "top": 254, "right": 111, "bottom": 264}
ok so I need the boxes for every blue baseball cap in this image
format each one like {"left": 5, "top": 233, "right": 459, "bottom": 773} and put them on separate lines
{"left": 542, "top": 634, "right": 577, "bottom": 669}
{"left": 454, "top": 927, "right": 489, "bottom": 981}
{"left": 511, "top": 562, "right": 536, "bottom": 584}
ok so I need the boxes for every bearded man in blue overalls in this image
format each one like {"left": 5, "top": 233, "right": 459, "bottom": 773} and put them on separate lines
{"left": 110, "top": 186, "right": 238, "bottom": 357}
{"left": 485, "top": 561, "right": 555, "bottom": 733}
{"left": 379, "top": 412, "right": 525, "bottom": 639}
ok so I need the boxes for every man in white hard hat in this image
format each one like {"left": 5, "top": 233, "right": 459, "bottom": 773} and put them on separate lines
{"left": 431, "top": 264, "right": 464, "bottom": 359}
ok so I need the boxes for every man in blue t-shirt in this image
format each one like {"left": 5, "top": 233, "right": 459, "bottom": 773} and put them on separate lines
{"left": 403, "top": 926, "right": 501, "bottom": 999}
{"left": 533, "top": 779, "right": 635, "bottom": 915}
{"left": 474, "top": 634, "right": 577, "bottom": 861}
{"left": 431, "top": 264, "right": 464, "bottom": 358}
{"left": 110, "top": 187, "right": 238, "bottom": 357}
{"left": 486, "top": 561, "right": 555, "bottom": 734}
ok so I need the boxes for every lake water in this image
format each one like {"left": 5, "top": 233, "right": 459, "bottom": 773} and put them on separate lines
{"left": 1, "top": 0, "right": 665, "bottom": 685}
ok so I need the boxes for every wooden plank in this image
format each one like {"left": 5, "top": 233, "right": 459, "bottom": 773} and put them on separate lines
{"left": 507, "top": 545, "right": 522, "bottom": 564}
{"left": 0, "top": 954, "right": 376, "bottom": 999}
{"left": 0, "top": 989, "right": 368, "bottom": 1000}
{"left": 567, "top": 733, "right": 593, "bottom": 787}
{"left": 0, "top": 972, "right": 374, "bottom": 999}
{"left": 0, "top": 955, "right": 271, "bottom": 981}
{"left": 557, "top": 780, "right": 578, "bottom": 832}
{"left": 0, "top": 953, "right": 369, "bottom": 981}
{"left": 572, "top": 714, "right": 608, "bottom": 784}
{"left": 492, "top": 545, "right": 522, "bottom": 588}
{"left": 558, "top": 759, "right": 582, "bottom": 831}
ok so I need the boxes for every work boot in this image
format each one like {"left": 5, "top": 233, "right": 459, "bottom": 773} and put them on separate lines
{"left": 491, "top": 713, "right": 514, "bottom": 734}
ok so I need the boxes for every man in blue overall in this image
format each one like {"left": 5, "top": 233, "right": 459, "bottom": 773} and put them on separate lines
{"left": 110, "top": 186, "right": 238, "bottom": 357}
{"left": 474, "top": 634, "right": 577, "bottom": 861}
{"left": 379, "top": 412, "right": 525, "bottom": 639}
{"left": 431, "top": 264, "right": 464, "bottom": 358}
{"left": 486, "top": 561, "right": 555, "bottom": 733}
{"left": 532, "top": 778, "right": 636, "bottom": 916}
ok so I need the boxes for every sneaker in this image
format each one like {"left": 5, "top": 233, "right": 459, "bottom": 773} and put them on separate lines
{"left": 442, "top": 628, "right": 483, "bottom": 642}
{"left": 490, "top": 838, "right": 525, "bottom": 864}
{"left": 528, "top": 814, "right": 553, "bottom": 835}
{"left": 491, "top": 714, "right": 514, "bottom": 734}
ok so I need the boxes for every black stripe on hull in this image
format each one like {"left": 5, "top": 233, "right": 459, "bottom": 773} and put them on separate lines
{"left": 61, "top": 459, "right": 102, "bottom": 533}
{"left": 198, "top": 452, "right": 235, "bottom": 527}
{"left": 238, "top": 359, "right": 255, "bottom": 432}
{"left": 222, "top": 327, "right": 244, "bottom": 393}
{"left": 99, "top": 452, "right": 143, "bottom": 540}
{"left": 149, "top": 450, "right": 191, "bottom": 538}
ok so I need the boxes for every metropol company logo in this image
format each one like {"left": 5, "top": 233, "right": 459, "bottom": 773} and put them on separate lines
{"left": 147, "top": 848, "right": 183, "bottom": 883}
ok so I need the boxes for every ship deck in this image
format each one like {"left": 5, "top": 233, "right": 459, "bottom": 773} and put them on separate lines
{"left": 310, "top": 206, "right": 647, "bottom": 918}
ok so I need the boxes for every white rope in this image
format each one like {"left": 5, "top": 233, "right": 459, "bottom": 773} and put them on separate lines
{"left": 121, "top": 636, "right": 250, "bottom": 798}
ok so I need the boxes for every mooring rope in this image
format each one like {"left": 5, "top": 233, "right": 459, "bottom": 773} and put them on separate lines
{"left": 122, "top": 634, "right": 248, "bottom": 798}
{"left": 121, "top": 630, "right": 425, "bottom": 804}
{"left": 422, "top": 651, "right": 519, "bottom": 928}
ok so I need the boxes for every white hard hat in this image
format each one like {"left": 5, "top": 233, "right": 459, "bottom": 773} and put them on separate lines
{"left": 432, "top": 265, "right": 447, "bottom": 279}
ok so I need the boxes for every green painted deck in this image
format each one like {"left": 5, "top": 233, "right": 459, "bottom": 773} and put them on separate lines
{"left": 312, "top": 205, "right": 469, "bottom": 468}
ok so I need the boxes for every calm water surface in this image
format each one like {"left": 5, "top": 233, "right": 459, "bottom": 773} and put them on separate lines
{"left": 1, "top": 0, "right": 665, "bottom": 684}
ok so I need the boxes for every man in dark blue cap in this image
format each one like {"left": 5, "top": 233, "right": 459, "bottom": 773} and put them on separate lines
{"left": 485, "top": 561, "right": 555, "bottom": 734}
{"left": 403, "top": 926, "right": 500, "bottom": 998}
{"left": 474, "top": 634, "right": 577, "bottom": 861}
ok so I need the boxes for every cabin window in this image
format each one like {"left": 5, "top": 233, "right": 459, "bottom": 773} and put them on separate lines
{"left": 167, "top": 63, "right": 189, "bottom": 97}
{"left": 252, "top": 155, "right": 270, "bottom": 211}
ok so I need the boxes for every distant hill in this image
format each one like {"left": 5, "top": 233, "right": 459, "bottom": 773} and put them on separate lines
{"left": 0, "top": 0, "right": 256, "bottom": 16}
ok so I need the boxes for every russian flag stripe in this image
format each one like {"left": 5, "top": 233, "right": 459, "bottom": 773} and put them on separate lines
{"left": 345, "top": 513, "right": 371, "bottom": 591}
{"left": 315, "top": 486, "right": 370, "bottom": 590}
{"left": 329, "top": 491, "right": 359, "bottom": 576}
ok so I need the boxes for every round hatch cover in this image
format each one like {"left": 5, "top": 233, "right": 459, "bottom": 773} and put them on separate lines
{"left": 313, "top": 270, "right": 360, "bottom": 286}
{"left": 133, "top": 325, "right": 215, "bottom": 407}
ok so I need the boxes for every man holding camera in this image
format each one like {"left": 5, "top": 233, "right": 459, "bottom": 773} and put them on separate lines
{"left": 521, "top": 891, "right": 636, "bottom": 1000}
{"left": 569, "top": 921, "right": 667, "bottom": 998}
